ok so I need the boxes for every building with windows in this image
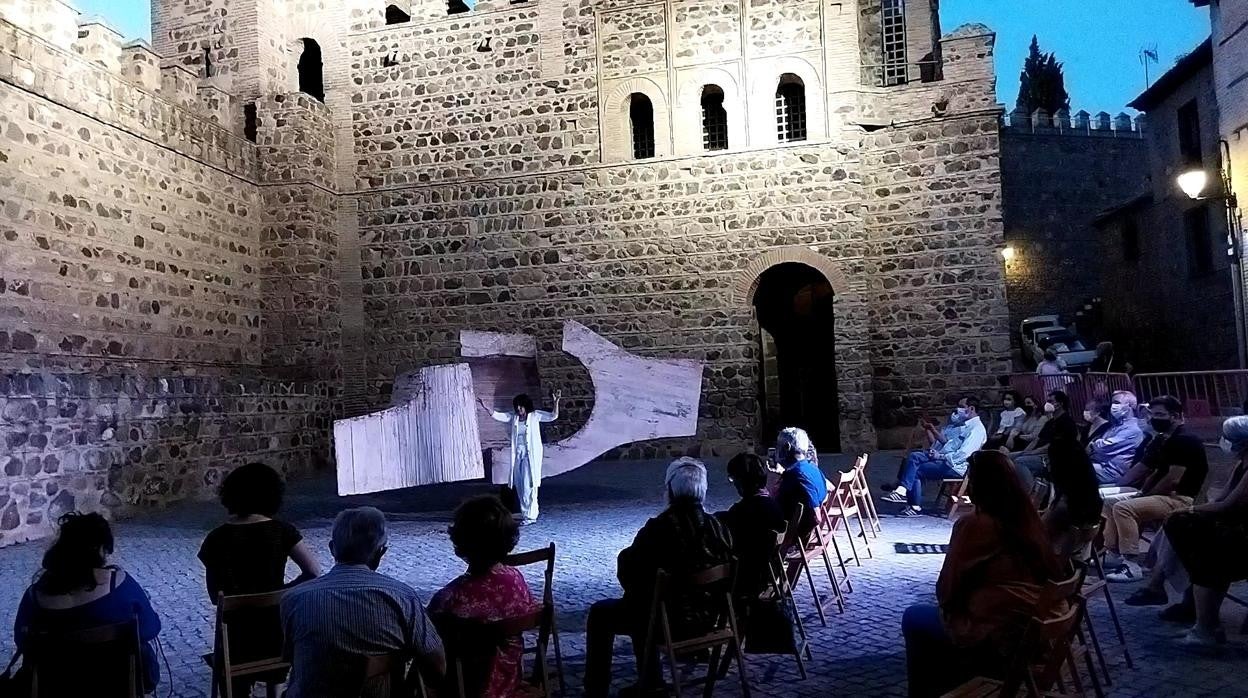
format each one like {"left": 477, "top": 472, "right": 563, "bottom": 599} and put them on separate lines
{"left": 0, "top": 0, "right": 1011, "bottom": 543}
{"left": 1091, "top": 40, "right": 1238, "bottom": 370}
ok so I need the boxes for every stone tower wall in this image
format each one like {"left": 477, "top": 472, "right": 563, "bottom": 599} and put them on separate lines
{"left": 0, "top": 5, "right": 332, "bottom": 546}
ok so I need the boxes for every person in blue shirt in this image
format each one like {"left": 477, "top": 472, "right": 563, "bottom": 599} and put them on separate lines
{"left": 1089, "top": 391, "right": 1145, "bottom": 485}
{"left": 774, "top": 427, "right": 829, "bottom": 539}
{"left": 14, "top": 512, "right": 162, "bottom": 694}
{"left": 882, "top": 397, "right": 988, "bottom": 516}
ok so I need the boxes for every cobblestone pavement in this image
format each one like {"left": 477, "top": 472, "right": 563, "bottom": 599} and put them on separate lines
{"left": 0, "top": 453, "right": 1244, "bottom": 697}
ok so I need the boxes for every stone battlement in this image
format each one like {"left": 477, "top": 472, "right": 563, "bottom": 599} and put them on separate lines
{"left": 1001, "top": 107, "right": 1145, "bottom": 138}
{"left": 0, "top": 6, "right": 254, "bottom": 175}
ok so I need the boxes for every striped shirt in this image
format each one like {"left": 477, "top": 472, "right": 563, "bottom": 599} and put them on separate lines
{"left": 281, "top": 564, "right": 444, "bottom": 698}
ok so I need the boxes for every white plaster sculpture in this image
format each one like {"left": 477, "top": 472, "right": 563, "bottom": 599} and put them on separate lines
{"left": 486, "top": 320, "right": 705, "bottom": 484}
{"left": 334, "top": 364, "right": 485, "bottom": 495}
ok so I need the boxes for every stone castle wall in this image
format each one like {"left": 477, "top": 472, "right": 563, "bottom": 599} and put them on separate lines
{"left": 0, "top": 3, "right": 332, "bottom": 545}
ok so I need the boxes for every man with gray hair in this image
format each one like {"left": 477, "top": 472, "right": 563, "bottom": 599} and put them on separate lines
{"left": 1089, "top": 390, "right": 1145, "bottom": 484}
{"left": 281, "top": 506, "right": 445, "bottom": 697}
{"left": 582, "top": 457, "right": 734, "bottom": 697}
{"left": 775, "top": 427, "right": 829, "bottom": 537}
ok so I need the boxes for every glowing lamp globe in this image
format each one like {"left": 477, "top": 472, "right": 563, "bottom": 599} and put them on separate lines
{"left": 1177, "top": 169, "right": 1208, "bottom": 200}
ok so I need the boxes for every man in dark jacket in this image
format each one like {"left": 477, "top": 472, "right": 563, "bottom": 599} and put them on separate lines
{"left": 583, "top": 457, "right": 734, "bottom": 697}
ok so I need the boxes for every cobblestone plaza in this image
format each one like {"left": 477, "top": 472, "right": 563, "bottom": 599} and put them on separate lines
{"left": 0, "top": 454, "right": 1241, "bottom": 697}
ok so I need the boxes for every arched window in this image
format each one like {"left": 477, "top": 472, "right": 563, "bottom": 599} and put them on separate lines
{"left": 385, "top": 5, "right": 411, "bottom": 24}
{"left": 297, "top": 38, "right": 325, "bottom": 102}
{"left": 775, "top": 75, "right": 807, "bottom": 143}
{"left": 701, "top": 85, "right": 728, "bottom": 151}
{"left": 628, "top": 94, "right": 655, "bottom": 159}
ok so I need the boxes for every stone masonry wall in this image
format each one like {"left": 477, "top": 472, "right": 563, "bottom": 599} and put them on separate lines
{"left": 1000, "top": 127, "right": 1148, "bottom": 360}
{"left": 0, "top": 9, "right": 329, "bottom": 545}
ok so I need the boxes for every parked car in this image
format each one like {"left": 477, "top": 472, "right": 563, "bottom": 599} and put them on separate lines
{"left": 1020, "top": 315, "right": 1062, "bottom": 365}
{"left": 1031, "top": 328, "right": 1098, "bottom": 370}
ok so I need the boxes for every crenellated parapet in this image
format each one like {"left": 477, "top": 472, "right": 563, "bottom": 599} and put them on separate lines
{"left": 1002, "top": 107, "right": 1146, "bottom": 138}
{"left": 0, "top": 12, "right": 256, "bottom": 175}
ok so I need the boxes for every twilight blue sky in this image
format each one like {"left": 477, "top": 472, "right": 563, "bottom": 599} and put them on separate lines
{"left": 78, "top": 0, "right": 1209, "bottom": 112}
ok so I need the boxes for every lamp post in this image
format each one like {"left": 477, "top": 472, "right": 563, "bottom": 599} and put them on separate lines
{"left": 1178, "top": 140, "right": 1246, "bottom": 368}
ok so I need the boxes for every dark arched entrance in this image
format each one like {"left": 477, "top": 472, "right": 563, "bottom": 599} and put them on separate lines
{"left": 753, "top": 262, "right": 839, "bottom": 452}
{"left": 297, "top": 39, "right": 325, "bottom": 102}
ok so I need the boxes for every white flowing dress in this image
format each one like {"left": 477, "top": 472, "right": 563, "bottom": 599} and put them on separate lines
{"left": 491, "top": 407, "right": 558, "bottom": 521}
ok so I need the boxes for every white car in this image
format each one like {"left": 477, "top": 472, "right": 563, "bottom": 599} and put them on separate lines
{"left": 1031, "top": 328, "right": 1098, "bottom": 369}
{"left": 1020, "top": 315, "right": 1062, "bottom": 364}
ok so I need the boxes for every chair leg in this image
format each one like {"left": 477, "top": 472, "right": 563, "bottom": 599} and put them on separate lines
{"left": 799, "top": 557, "right": 828, "bottom": 626}
{"left": 854, "top": 509, "right": 873, "bottom": 559}
{"left": 840, "top": 517, "right": 863, "bottom": 567}
{"left": 1082, "top": 607, "right": 1111, "bottom": 686}
{"left": 538, "top": 643, "right": 552, "bottom": 698}
{"left": 819, "top": 547, "right": 847, "bottom": 614}
{"left": 703, "top": 645, "right": 723, "bottom": 698}
{"left": 1099, "top": 580, "right": 1134, "bottom": 669}
{"left": 732, "top": 637, "right": 751, "bottom": 698}
{"left": 210, "top": 667, "right": 219, "bottom": 698}
{"left": 864, "top": 487, "right": 883, "bottom": 534}
{"left": 551, "top": 623, "right": 566, "bottom": 697}
{"left": 825, "top": 532, "right": 852, "bottom": 591}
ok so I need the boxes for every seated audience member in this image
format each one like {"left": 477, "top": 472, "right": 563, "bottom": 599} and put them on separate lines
{"left": 901, "top": 451, "right": 1063, "bottom": 698}
{"left": 985, "top": 391, "right": 1026, "bottom": 449}
{"left": 1003, "top": 395, "right": 1048, "bottom": 452}
{"left": 717, "top": 453, "right": 786, "bottom": 600}
{"left": 1153, "top": 416, "right": 1248, "bottom": 647}
{"left": 281, "top": 507, "right": 445, "bottom": 698}
{"left": 1100, "top": 396, "right": 1209, "bottom": 582}
{"left": 1080, "top": 398, "right": 1110, "bottom": 446}
{"left": 882, "top": 397, "right": 987, "bottom": 516}
{"left": 198, "top": 462, "right": 321, "bottom": 600}
{"left": 584, "top": 458, "right": 734, "bottom": 698}
{"left": 1042, "top": 438, "right": 1104, "bottom": 558}
{"left": 1088, "top": 391, "right": 1145, "bottom": 485}
{"left": 1036, "top": 350, "right": 1066, "bottom": 376}
{"left": 429, "top": 496, "right": 538, "bottom": 698}
{"left": 14, "top": 512, "right": 162, "bottom": 694}
{"left": 1012, "top": 391, "right": 1079, "bottom": 484}
{"left": 774, "top": 428, "right": 829, "bottom": 537}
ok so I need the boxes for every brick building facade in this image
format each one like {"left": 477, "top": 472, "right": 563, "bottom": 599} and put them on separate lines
{"left": 0, "top": 0, "right": 1012, "bottom": 545}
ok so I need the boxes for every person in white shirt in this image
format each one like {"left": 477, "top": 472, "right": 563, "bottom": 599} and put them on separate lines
{"left": 986, "top": 390, "right": 1026, "bottom": 449}
{"left": 881, "top": 396, "right": 988, "bottom": 516}
{"left": 478, "top": 391, "right": 561, "bottom": 524}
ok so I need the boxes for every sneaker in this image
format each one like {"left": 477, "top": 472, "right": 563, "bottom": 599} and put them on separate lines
{"left": 1101, "top": 552, "right": 1126, "bottom": 570}
{"left": 1106, "top": 561, "right": 1143, "bottom": 583}
{"left": 1123, "top": 588, "right": 1168, "bottom": 607}
{"left": 897, "top": 507, "right": 922, "bottom": 517}
{"left": 880, "top": 491, "right": 908, "bottom": 504}
{"left": 1159, "top": 601, "right": 1198, "bottom": 625}
{"left": 1177, "top": 626, "right": 1227, "bottom": 650}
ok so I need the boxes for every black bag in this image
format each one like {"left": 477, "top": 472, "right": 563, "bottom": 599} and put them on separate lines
{"left": 741, "top": 598, "right": 799, "bottom": 655}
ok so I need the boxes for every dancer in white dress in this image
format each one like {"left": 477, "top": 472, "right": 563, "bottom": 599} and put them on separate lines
{"left": 478, "top": 391, "right": 561, "bottom": 524}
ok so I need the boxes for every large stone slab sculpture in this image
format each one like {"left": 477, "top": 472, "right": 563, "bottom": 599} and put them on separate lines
{"left": 488, "top": 321, "right": 705, "bottom": 484}
{"left": 334, "top": 364, "right": 484, "bottom": 495}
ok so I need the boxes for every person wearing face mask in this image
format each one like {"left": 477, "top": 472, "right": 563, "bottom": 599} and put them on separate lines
{"left": 280, "top": 507, "right": 447, "bottom": 697}
{"left": 882, "top": 397, "right": 987, "bottom": 516}
{"left": 1080, "top": 398, "right": 1110, "bottom": 445}
{"left": 1004, "top": 395, "right": 1048, "bottom": 452}
{"left": 1011, "top": 391, "right": 1079, "bottom": 487}
{"left": 1100, "top": 396, "right": 1209, "bottom": 583}
{"left": 1088, "top": 391, "right": 1146, "bottom": 485}
{"left": 985, "top": 391, "right": 1026, "bottom": 449}
{"left": 1122, "top": 416, "right": 1248, "bottom": 648}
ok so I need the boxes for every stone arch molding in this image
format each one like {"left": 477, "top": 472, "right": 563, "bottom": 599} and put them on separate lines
{"left": 674, "top": 66, "right": 748, "bottom": 155}
{"left": 748, "top": 55, "right": 828, "bottom": 145}
{"left": 736, "top": 246, "right": 849, "bottom": 305}
{"left": 602, "top": 76, "right": 673, "bottom": 162}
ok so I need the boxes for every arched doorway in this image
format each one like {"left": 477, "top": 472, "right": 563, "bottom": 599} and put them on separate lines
{"left": 753, "top": 262, "right": 839, "bottom": 452}
{"left": 297, "top": 38, "right": 325, "bottom": 102}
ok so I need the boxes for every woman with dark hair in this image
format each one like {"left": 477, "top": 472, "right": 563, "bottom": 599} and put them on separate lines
{"left": 197, "top": 462, "right": 321, "bottom": 601}
{"left": 717, "top": 453, "right": 786, "bottom": 598}
{"left": 14, "top": 512, "right": 162, "bottom": 693}
{"left": 429, "top": 495, "right": 538, "bottom": 698}
{"left": 479, "top": 391, "right": 561, "bottom": 524}
{"left": 901, "top": 451, "right": 1063, "bottom": 698}
{"left": 1043, "top": 437, "right": 1104, "bottom": 557}
{"left": 986, "top": 390, "right": 1026, "bottom": 449}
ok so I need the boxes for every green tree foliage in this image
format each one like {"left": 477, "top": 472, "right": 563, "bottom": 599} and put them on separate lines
{"left": 1016, "top": 35, "right": 1071, "bottom": 115}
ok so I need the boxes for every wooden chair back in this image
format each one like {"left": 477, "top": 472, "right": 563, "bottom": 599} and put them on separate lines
{"left": 1023, "top": 602, "right": 1088, "bottom": 694}
{"left": 27, "top": 617, "right": 143, "bottom": 698}
{"left": 213, "top": 589, "right": 290, "bottom": 698}
{"left": 501, "top": 543, "right": 564, "bottom": 696}
{"left": 435, "top": 609, "right": 551, "bottom": 698}
{"left": 359, "top": 652, "right": 427, "bottom": 698}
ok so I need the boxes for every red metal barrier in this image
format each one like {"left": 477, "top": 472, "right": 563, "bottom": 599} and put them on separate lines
{"left": 1005, "top": 372, "right": 1134, "bottom": 410}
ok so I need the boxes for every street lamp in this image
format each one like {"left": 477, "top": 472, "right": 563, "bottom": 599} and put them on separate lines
{"left": 1176, "top": 142, "right": 1244, "bottom": 368}
{"left": 1000, "top": 245, "right": 1016, "bottom": 261}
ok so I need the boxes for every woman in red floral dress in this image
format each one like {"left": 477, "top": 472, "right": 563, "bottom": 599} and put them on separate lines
{"left": 430, "top": 495, "right": 540, "bottom": 697}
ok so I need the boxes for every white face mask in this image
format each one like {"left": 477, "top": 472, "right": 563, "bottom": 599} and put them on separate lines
{"left": 1043, "top": 402, "right": 1056, "bottom": 414}
{"left": 1109, "top": 403, "right": 1133, "bottom": 421}
{"left": 1219, "top": 437, "right": 1235, "bottom": 454}
{"left": 1083, "top": 410, "right": 1095, "bottom": 423}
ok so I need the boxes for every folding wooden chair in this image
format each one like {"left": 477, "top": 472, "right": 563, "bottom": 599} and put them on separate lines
{"left": 730, "top": 525, "right": 810, "bottom": 680}
{"left": 850, "top": 453, "right": 882, "bottom": 536}
{"left": 936, "top": 477, "right": 972, "bottom": 520}
{"left": 27, "top": 617, "right": 144, "bottom": 698}
{"left": 1071, "top": 518, "right": 1133, "bottom": 686}
{"left": 783, "top": 503, "right": 846, "bottom": 625}
{"left": 208, "top": 589, "right": 290, "bottom": 698}
{"left": 822, "top": 469, "right": 872, "bottom": 565}
{"left": 436, "top": 609, "right": 552, "bottom": 698}
{"left": 503, "top": 543, "right": 566, "bottom": 695}
{"left": 359, "top": 652, "right": 428, "bottom": 698}
{"left": 639, "top": 564, "right": 750, "bottom": 698}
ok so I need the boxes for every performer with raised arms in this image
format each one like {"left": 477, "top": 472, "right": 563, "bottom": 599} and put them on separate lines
{"left": 478, "top": 391, "right": 561, "bottom": 524}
